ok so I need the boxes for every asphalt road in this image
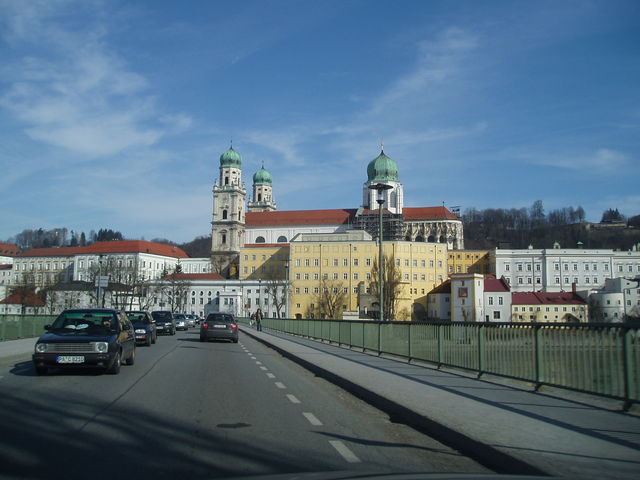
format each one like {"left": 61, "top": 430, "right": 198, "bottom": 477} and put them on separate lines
{"left": 0, "top": 329, "right": 487, "bottom": 480}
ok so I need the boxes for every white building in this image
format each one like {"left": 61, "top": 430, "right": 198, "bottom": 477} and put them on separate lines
{"left": 448, "top": 274, "right": 511, "bottom": 322}
{"left": 584, "top": 276, "right": 640, "bottom": 322}
{"left": 491, "top": 246, "right": 640, "bottom": 293}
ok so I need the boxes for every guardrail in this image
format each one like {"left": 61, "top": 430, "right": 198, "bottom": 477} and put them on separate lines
{"left": 247, "top": 318, "right": 640, "bottom": 408}
{"left": 0, "top": 315, "right": 56, "bottom": 341}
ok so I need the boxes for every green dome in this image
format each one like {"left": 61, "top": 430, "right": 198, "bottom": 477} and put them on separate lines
{"left": 220, "top": 146, "right": 242, "bottom": 168}
{"left": 367, "top": 150, "right": 398, "bottom": 182}
{"left": 253, "top": 166, "right": 272, "bottom": 185}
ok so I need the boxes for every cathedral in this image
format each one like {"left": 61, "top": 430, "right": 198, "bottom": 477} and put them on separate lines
{"left": 211, "top": 146, "right": 464, "bottom": 277}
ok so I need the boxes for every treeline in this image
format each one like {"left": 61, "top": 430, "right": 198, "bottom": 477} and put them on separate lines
{"left": 7, "top": 228, "right": 124, "bottom": 249}
{"left": 463, "top": 201, "right": 640, "bottom": 250}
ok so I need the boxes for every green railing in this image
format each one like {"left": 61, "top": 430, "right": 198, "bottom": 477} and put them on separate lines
{"left": 0, "top": 315, "right": 56, "bottom": 341}
{"left": 251, "top": 318, "right": 640, "bottom": 407}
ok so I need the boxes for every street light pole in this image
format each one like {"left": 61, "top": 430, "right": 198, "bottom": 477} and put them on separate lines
{"left": 368, "top": 183, "right": 392, "bottom": 321}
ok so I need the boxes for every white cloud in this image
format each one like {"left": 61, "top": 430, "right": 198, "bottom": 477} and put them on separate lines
{"left": 522, "top": 148, "right": 630, "bottom": 172}
{"left": 0, "top": 1, "right": 187, "bottom": 158}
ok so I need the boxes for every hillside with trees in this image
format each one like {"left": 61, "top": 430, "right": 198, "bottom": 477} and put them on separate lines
{"left": 462, "top": 201, "right": 640, "bottom": 250}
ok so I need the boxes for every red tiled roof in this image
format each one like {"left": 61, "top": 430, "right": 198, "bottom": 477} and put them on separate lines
{"left": 485, "top": 277, "right": 510, "bottom": 292}
{"left": 246, "top": 209, "right": 357, "bottom": 227}
{"left": 429, "top": 279, "right": 451, "bottom": 295}
{"left": 17, "top": 241, "right": 189, "bottom": 259}
{"left": 246, "top": 205, "right": 458, "bottom": 227}
{"left": 0, "top": 291, "right": 46, "bottom": 306}
{"left": 403, "top": 206, "right": 459, "bottom": 221}
{"left": 0, "top": 243, "right": 20, "bottom": 256}
{"left": 512, "top": 292, "right": 586, "bottom": 306}
{"left": 165, "top": 273, "right": 224, "bottom": 280}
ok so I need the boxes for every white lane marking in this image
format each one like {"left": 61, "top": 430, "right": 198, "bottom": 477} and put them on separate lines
{"left": 259, "top": 366, "right": 268, "bottom": 371}
{"left": 286, "top": 394, "right": 301, "bottom": 404}
{"left": 255, "top": 361, "right": 262, "bottom": 365}
{"left": 266, "top": 373, "right": 276, "bottom": 379}
{"left": 274, "top": 381, "right": 286, "bottom": 389}
{"left": 329, "top": 440, "right": 361, "bottom": 463}
{"left": 302, "top": 412, "right": 323, "bottom": 426}
{"left": 250, "top": 356, "right": 256, "bottom": 360}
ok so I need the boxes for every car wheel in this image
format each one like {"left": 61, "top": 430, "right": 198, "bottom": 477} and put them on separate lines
{"left": 146, "top": 337, "right": 152, "bottom": 347}
{"left": 35, "top": 366, "right": 48, "bottom": 375}
{"left": 108, "top": 352, "right": 121, "bottom": 374}
{"left": 233, "top": 338, "right": 238, "bottom": 343}
{"left": 152, "top": 334, "right": 157, "bottom": 344}
{"left": 125, "top": 347, "right": 136, "bottom": 365}
{"left": 199, "top": 336, "right": 205, "bottom": 342}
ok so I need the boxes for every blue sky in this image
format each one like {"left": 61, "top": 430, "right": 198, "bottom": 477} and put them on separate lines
{"left": 1, "top": 0, "right": 639, "bottom": 244}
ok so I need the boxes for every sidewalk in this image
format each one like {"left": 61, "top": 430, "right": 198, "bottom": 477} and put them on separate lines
{"left": 0, "top": 337, "right": 36, "bottom": 367}
{"left": 241, "top": 326, "right": 640, "bottom": 480}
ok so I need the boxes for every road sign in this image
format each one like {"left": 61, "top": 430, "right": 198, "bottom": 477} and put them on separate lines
{"left": 95, "top": 276, "right": 109, "bottom": 287}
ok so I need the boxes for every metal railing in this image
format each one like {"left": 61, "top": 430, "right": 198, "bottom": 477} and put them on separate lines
{"left": 0, "top": 315, "right": 56, "bottom": 341}
{"left": 247, "top": 317, "right": 640, "bottom": 407}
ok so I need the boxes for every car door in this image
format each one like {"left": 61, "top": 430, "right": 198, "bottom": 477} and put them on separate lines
{"left": 118, "top": 314, "right": 135, "bottom": 356}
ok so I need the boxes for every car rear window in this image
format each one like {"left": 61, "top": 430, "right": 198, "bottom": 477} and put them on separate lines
{"left": 127, "top": 312, "right": 149, "bottom": 323}
{"left": 152, "top": 311, "right": 172, "bottom": 320}
{"left": 206, "top": 314, "right": 233, "bottom": 323}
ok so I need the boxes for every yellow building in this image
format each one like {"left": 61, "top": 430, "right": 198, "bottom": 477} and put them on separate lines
{"left": 448, "top": 250, "right": 491, "bottom": 276}
{"left": 288, "top": 231, "right": 448, "bottom": 321}
{"left": 239, "top": 244, "right": 289, "bottom": 280}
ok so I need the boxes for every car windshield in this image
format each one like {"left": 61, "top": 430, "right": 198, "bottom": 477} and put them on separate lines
{"left": 152, "top": 312, "right": 171, "bottom": 321}
{"left": 174, "top": 314, "right": 185, "bottom": 319}
{"left": 50, "top": 311, "right": 117, "bottom": 334}
{"left": 126, "top": 312, "right": 149, "bottom": 323}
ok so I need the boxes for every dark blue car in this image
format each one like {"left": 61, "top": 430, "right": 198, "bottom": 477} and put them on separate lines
{"left": 32, "top": 309, "right": 136, "bottom": 375}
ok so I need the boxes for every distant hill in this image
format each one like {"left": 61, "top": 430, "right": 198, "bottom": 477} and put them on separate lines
{"left": 178, "top": 235, "right": 211, "bottom": 258}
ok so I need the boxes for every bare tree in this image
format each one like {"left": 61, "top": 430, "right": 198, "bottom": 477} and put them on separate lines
{"left": 370, "top": 254, "right": 403, "bottom": 321}
{"left": 9, "top": 272, "right": 37, "bottom": 314}
{"left": 263, "top": 271, "right": 290, "bottom": 318}
{"left": 307, "top": 278, "right": 348, "bottom": 319}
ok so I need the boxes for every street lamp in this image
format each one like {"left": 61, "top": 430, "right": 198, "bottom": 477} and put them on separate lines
{"left": 368, "top": 183, "right": 393, "bottom": 321}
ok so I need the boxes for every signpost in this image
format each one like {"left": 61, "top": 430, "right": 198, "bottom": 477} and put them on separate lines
{"left": 95, "top": 276, "right": 109, "bottom": 307}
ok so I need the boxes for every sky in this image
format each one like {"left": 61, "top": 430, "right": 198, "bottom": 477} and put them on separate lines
{"left": 1, "top": 0, "right": 639, "bottom": 244}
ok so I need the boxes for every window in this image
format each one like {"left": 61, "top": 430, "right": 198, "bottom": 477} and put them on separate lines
{"left": 354, "top": 258, "right": 359, "bottom": 266}
{"left": 493, "top": 311, "right": 501, "bottom": 320}
{"left": 255, "top": 236, "right": 265, "bottom": 243}
{"left": 554, "top": 263, "right": 559, "bottom": 271}
{"left": 498, "top": 297, "right": 503, "bottom": 305}
{"left": 305, "top": 259, "right": 310, "bottom": 267}
{"left": 505, "top": 264, "right": 510, "bottom": 272}
{"left": 488, "top": 297, "right": 494, "bottom": 305}
{"left": 333, "top": 258, "right": 338, "bottom": 266}
{"left": 277, "top": 235, "right": 287, "bottom": 243}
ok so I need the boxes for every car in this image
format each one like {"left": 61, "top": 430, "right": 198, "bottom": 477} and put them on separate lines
{"left": 200, "top": 313, "right": 238, "bottom": 343}
{"left": 152, "top": 310, "right": 176, "bottom": 335}
{"left": 185, "top": 314, "right": 197, "bottom": 328}
{"left": 174, "top": 313, "right": 188, "bottom": 331}
{"left": 125, "top": 310, "right": 157, "bottom": 346}
{"left": 32, "top": 308, "right": 136, "bottom": 375}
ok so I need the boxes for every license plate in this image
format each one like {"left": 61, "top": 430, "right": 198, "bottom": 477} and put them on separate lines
{"left": 56, "top": 355, "right": 85, "bottom": 364}
{"left": 157, "top": 325, "right": 164, "bottom": 330}
{"left": 213, "top": 324, "right": 227, "bottom": 329}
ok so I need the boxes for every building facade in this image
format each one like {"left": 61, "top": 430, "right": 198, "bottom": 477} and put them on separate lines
{"left": 491, "top": 247, "right": 640, "bottom": 292}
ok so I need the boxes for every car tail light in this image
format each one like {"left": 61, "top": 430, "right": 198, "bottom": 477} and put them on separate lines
{"left": 202, "top": 322, "right": 208, "bottom": 329}
{"left": 231, "top": 323, "right": 238, "bottom": 330}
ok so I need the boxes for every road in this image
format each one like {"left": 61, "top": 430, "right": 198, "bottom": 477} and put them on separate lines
{"left": 0, "top": 329, "right": 487, "bottom": 480}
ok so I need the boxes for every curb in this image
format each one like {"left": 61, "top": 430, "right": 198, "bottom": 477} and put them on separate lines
{"left": 242, "top": 327, "right": 547, "bottom": 476}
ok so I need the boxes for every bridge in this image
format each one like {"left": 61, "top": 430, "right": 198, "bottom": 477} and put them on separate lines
{"left": 0, "top": 316, "right": 639, "bottom": 479}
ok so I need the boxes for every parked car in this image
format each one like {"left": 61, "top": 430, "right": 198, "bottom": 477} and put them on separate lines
{"left": 152, "top": 310, "right": 176, "bottom": 335}
{"left": 125, "top": 310, "right": 157, "bottom": 346}
{"left": 32, "top": 308, "right": 136, "bottom": 375}
{"left": 200, "top": 313, "right": 238, "bottom": 343}
{"left": 174, "top": 313, "right": 188, "bottom": 331}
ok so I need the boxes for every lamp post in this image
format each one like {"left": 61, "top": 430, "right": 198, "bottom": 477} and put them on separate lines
{"left": 368, "top": 183, "right": 393, "bottom": 321}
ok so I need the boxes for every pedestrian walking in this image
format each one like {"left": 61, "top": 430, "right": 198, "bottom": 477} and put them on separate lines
{"left": 255, "top": 308, "right": 263, "bottom": 331}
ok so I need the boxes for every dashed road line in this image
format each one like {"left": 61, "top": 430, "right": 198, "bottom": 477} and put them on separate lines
{"left": 274, "top": 381, "right": 286, "bottom": 389}
{"left": 302, "top": 412, "right": 323, "bottom": 426}
{"left": 259, "top": 366, "right": 268, "bottom": 371}
{"left": 266, "top": 373, "right": 276, "bottom": 379}
{"left": 286, "top": 394, "right": 301, "bottom": 404}
{"left": 255, "top": 361, "right": 262, "bottom": 365}
{"left": 329, "top": 440, "right": 361, "bottom": 463}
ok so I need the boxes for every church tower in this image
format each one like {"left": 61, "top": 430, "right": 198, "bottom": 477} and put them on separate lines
{"left": 362, "top": 148, "right": 404, "bottom": 214}
{"left": 247, "top": 164, "right": 276, "bottom": 212}
{"left": 211, "top": 146, "right": 246, "bottom": 277}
